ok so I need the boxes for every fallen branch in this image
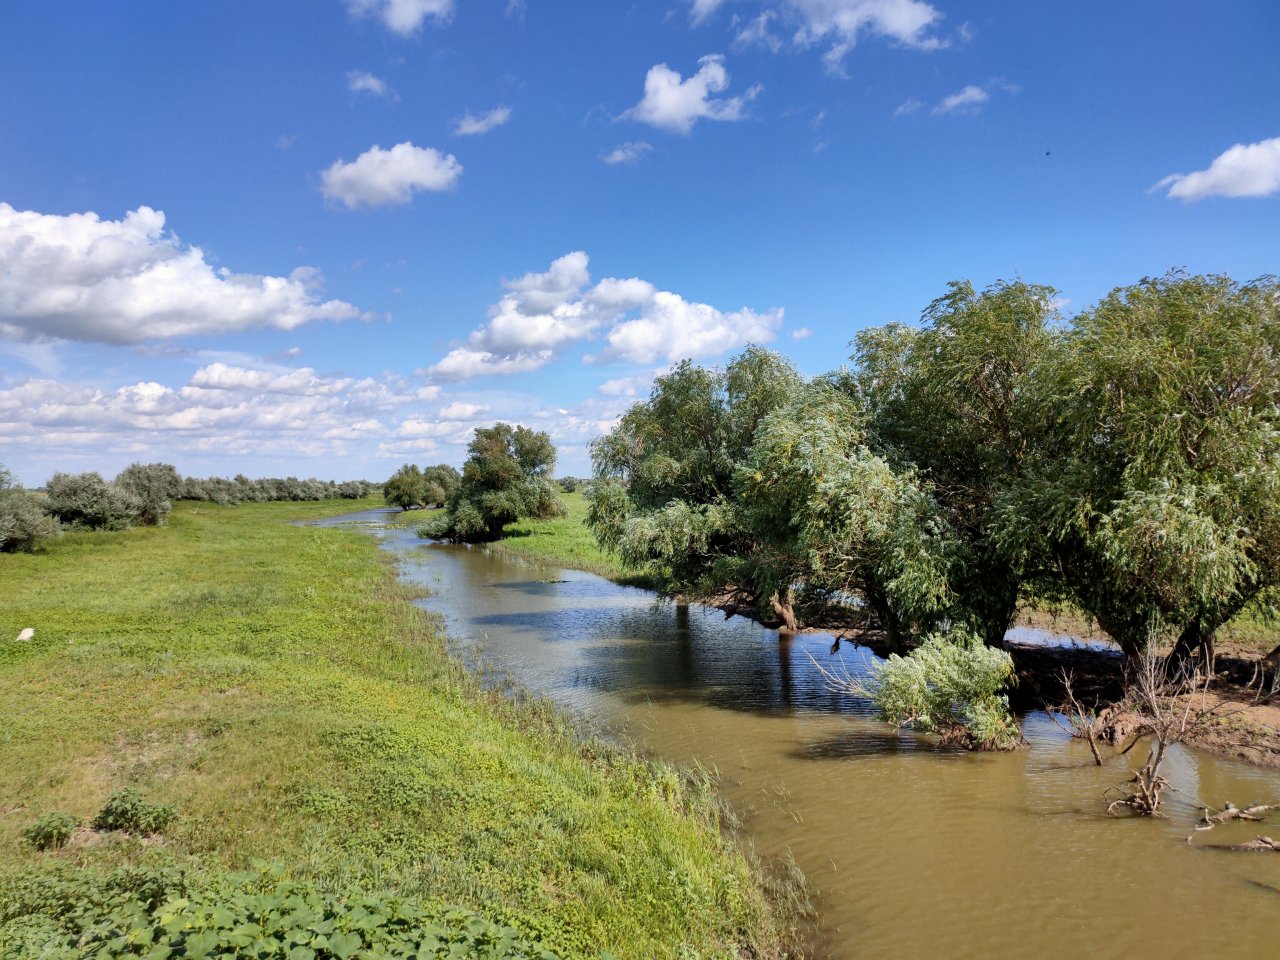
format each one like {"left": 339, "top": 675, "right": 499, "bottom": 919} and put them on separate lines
{"left": 1203, "top": 836, "right": 1280, "bottom": 854}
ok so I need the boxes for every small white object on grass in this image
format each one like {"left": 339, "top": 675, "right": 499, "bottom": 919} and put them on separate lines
{"left": 16, "top": 628, "right": 34, "bottom": 642}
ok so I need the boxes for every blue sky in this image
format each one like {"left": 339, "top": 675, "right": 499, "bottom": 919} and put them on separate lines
{"left": 2, "top": 0, "right": 1278, "bottom": 484}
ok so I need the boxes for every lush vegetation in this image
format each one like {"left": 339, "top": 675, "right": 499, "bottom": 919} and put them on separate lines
{"left": 1, "top": 463, "right": 381, "bottom": 554}
{"left": 583, "top": 272, "right": 1280, "bottom": 744}
{"left": 0, "top": 499, "right": 794, "bottom": 959}
{"left": 384, "top": 463, "right": 462, "bottom": 511}
{"left": 178, "top": 474, "right": 378, "bottom": 504}
{"left": 420, "top": 424, "right": 566, "bottom": 543}
{"left": 488, "top": 492, "right": 654, "bottom": 588}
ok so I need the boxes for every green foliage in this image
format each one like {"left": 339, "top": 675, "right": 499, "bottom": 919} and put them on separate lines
{"left": 424, "top": 425, "right": 566, "bottom": 543}
{"left": 0, "top": 466, "right": 59, "bottom": 553}
{"left": 45, "top": 471, "right": 141, "bottom": 531}
{"left": 852, "top": 279, "right": 1061, "bottom": 644}
{"left": 738, "top": 381, "right": 955, "bottom": 649}
{"left": 180, "top": 475, "right": 369, "bottom": 505}
{"left": 489, "top": 492, "right": 655, "bottom": 587}
{"left": 91, "top": 790, "right": 176, "bottom": 836}
{"left": 114, "top": 463, "right": 181, "bottom": 526}
{"left": 588, "top": 347, "right": 805, "bottom": 624}
{"left": 20, "top": 813, "right": 80, "bottom": 851}
{"left": 0, "top": 864, "right": 561, "bottom": 959}
{"left": 0, "top": 500, "right": 787, "bottom": 959}
{"left": 384, "top": 463, "right": 428, "bottom": 510}
{"left": 1003, "top": 272, "right": 1280, "bottom": 656}
{"left": 865, "top": 630, "right": 1020, "bottom": 749}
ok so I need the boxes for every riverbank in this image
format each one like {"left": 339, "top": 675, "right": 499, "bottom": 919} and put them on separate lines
{"left": 0, "top": 499, "right": 798, "bottom": 959}
{"left": 486, "top": 493, "right": 1280, "bottom": 768}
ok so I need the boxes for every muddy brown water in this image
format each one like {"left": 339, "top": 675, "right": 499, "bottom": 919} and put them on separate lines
{"left": 319, "top": 510, "right": 1280, "bottom": 959}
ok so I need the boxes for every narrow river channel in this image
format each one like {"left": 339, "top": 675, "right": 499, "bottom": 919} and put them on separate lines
{"left": 320, "top": 509, "right": 1280, "bottom": 959}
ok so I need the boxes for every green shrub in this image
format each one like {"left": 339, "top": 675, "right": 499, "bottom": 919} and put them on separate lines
{"left": 0, "top": 476, "right": 59, "bottom": 553}
{"left": 45, "top": 471, "right": 141, "bottom": 531}
{"left": 91, "top": 790, "right": 176, "bottom": 835}
{"left": 0, "top": 864, "right": 563, "bottom": 959}
{"left": 867, "top": 629, "right": 1021, "bottom": 750}
{"left": 20, "top": 812, "right": 81, "bottom": 851}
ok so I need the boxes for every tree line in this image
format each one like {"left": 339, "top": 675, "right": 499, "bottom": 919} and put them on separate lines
{"left": 583, "top": 271, "right": 1280, "bottom": 674}
{"left": 0, "top": 464, "right": 379, "bottom": 552}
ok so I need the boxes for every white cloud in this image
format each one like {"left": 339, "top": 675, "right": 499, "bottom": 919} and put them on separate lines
{"left": 595, "top": 292, "right": 782, "bottom": 364}
{"left": 0, "top": 363, "right": 433, "bottom": 477}
{"left": 734, "top": 12, "right": 782, "bottom": 52}
{"left": 321, "top": 142, "right": 462, "bottom": 208}
{"left": 347, "top": 0, "right": 452, "bottom": 35}
{"left": 602, "top": 141, "right": 653, "bottom": 165}
{"left": 347, "top": 69, "right": 396, "bottom": 98}
{"left": 894, "top": 98, "right": 922, "bottom": 117}
{"left": 454, "top": 106, "right": 512, "bottom": 136}
{"left": 438, "top": 401, "right": 489, "bottom": 419}
{"left": 1155, "top": 137, "right": 1280, "bottom": 201}
{"left": 692, "top": 1, "right": 944, "bottom": 72}
{"left": 933, "top": 84, "right": 988, "bottom": 115}
{"left": 790, "top": 326, "right": 812, "bottom": 339}
{"left": 0, "top": 203, "right": 362, "bottom": 345}
{"left": 425, "top": 252, "right": 781, "bottom": 381}
{"left": 429, "top": 348, "right": 554, "bottom": 380}
{"left": 623, "top": 55, "right": 761, "bottom": 134}
{"left": 690, "top": 0, "right": 726, "bottom": 23}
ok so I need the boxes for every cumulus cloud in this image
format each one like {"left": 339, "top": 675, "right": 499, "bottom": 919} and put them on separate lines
{"left": 1155, "top": 137, "right": 1280, "bottom": 201}
{"left": 347, "top": 69, "right": 397, "bottom": 98}
{"left": 429, "top": 348, "right": 554, "bottom": 380}
{"left": 594, "top": 292, "right": 781, "bottom": 365}
{"left": 691, "top": 1, "right": 944, "bottom": 72}
{"left": 602, "top": 141, "right": 653, "bottom": 165}
{"left": 347, "top": 0, "right": 452, "bottom": 35}
{"left": 0, "top": 203, "right": 363, "bottom": 345}
{"left": 790, "top": 326, "right": 812, "bottom": 339}
{"left": 438, "top": 401, "right": 489, "bottom": 419}
{"left": 894, "top": 98, "right": 923, "bottom": 117}
{"left": 321, "top": 142, "right": 462, "bottom": 208}
{"left": 0, "top": 362, "right": 430, "bottom": 479}
{"left": 933, "top": 84, "right": 988, "bottom": 114}
{"left": 623, "top": 55, "right": 761, "bottom": 134}
{"left": 426, "top": 252, "right": 781, "bottom": 380}
{"left": 454, "top": 106, "right": 512, "bottom": 136}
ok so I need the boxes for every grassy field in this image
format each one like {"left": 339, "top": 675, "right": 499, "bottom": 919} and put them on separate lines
{"left": 0, "top": 499, "right": 795, "bottom": 959}
{"left": 488, "top": 493, "right": 654, "bottom": 589}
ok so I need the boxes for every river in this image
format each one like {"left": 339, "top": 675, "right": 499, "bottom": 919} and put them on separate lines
{"left": 319, "top": 509, "right": 1280, "bottom": 959}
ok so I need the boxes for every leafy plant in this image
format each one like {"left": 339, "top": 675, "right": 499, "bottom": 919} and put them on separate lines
{"left": 843, "top": 630, "right": 1021, "bottom": 750}
{"left": 91, "top": 790, "right": 176, "bottom": 835}
{"left": 0, "top": 864, "right": 563, "bottom": 959}
{"left": 21, "top": 812, "right": 81, "bottom": 851}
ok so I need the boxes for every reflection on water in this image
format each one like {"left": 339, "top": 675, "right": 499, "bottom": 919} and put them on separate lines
{"left": 318, "top": 510, "right": 1280, "bottom": 959}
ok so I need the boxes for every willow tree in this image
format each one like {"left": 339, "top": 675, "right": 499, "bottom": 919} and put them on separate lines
{"left": 852, "top": 279, "right": 1062, "bottom": 646}
{"left": 737, "top": 381, "right": 955, "bottom": 649}
{"left": 587, "top": 346, "right": 806, "bottom": 627}
{"left": 420, "top": 423, "right": 565, "bottom": 543}
{"left": 1005, "top": 273, "right": 1280, "bottom": 665}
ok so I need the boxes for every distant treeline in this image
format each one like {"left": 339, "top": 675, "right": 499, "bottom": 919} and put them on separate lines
{"left": 0, "top": 463, "right": 378, "bottom": 552}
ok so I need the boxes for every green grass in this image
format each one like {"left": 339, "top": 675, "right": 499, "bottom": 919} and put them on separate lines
{"left": 0, "top": 499, "right": 795, "bottom": 959}
{"left": 489, "top": 493, "right": 654, "bottom": 588}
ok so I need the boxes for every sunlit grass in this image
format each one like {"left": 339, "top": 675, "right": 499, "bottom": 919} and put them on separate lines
{"left": 491, "top": 492, "right": 655, "bottom": 589}
{"left": 0, "top": 498, "right": 793, "bottom": 959}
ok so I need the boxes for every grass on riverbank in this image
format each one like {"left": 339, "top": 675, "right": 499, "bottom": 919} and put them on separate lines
{"left": 0, "top": 499, "right": 795, "bottom": 959}
{"left": 489, "top": 493, "right": 655, "bottom": 589}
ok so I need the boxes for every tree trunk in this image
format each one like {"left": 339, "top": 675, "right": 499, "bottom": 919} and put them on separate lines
{"left": 771, "top": 585, "right": 798, "bottom": 633}
{"left": 1164, "top": 619, "right": 1218, "bottom": 680}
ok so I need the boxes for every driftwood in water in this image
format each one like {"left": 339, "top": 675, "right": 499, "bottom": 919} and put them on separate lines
{"left": 1203, "top": 836, "right": 1280, "bottom": 853}
{"left": 1199, "top": 801, "right": 1280, "bottom": 827}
